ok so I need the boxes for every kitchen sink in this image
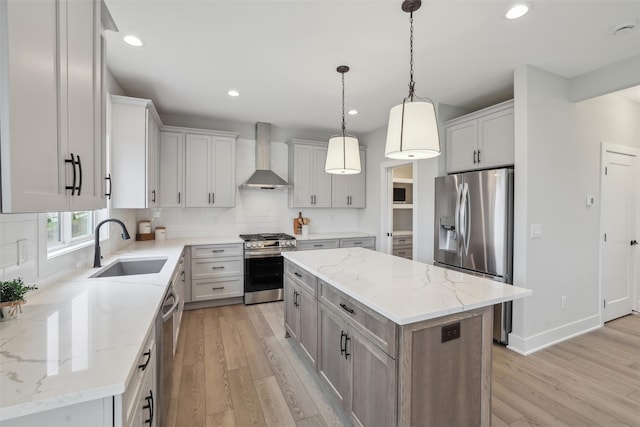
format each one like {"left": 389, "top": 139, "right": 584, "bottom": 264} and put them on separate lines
{"left": 90, "top": 257, "right": 168, "bottom": 278}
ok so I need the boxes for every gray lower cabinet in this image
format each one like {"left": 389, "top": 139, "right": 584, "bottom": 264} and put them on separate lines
{"left": 339, "top": 237, "right": 375, "bottom": 250}
{"left": 189, "top": 244, "right": 244, "bottom": 302}
{"left": 284, "top": 275, "right": 317, "bottom": 367}
{"left": 296, "top": 239, "right": 339, "bottom": 251}
{"left": 317, "top": 302, "right": 397, "bottom": 427}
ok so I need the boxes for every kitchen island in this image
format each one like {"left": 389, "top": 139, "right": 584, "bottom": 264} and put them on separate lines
{"left": 282, "top": 247, "right": 531, "bottom": 427}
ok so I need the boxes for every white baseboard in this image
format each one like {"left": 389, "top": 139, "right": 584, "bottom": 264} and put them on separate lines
{"left": 507, "top": 314, "right": 601, "bottom": 355}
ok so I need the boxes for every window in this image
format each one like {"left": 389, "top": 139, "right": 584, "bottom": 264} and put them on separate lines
{"left": 47, "top": 210, "right": 108, "bottom": 255}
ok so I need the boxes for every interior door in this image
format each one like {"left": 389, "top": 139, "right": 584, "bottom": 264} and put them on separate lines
{"left": 602, "top": 147, "right": 637, "bottom": 322}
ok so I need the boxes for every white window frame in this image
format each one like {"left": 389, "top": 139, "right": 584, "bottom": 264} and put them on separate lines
{"left": 47, "top": 209, "right": 108, "bottom": 257}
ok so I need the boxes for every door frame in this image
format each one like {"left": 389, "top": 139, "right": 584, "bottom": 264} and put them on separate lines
{"left": 379, "top": 160, "right": 419, "bottom": 257}
{"left": 598, "top": 142, "right": 640, "bottom": 321}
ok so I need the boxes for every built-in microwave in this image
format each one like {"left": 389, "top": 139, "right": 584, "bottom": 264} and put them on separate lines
{"left": 393, "top": 187, "right": 406, "bottom": 203}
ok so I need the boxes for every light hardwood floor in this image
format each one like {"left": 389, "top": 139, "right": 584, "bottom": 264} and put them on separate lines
{"left": 167, "top": 303, "right": 640, "bottom": 427}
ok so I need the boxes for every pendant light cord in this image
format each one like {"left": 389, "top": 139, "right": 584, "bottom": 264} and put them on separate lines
{"left": 408, "top": 11, "right": 415, "bottom": 102}
{"left": 341, "top": 71, "right": 346, "bottom": 168}
{"left": 341, "top": 71, "right": 346, "bottom": 138}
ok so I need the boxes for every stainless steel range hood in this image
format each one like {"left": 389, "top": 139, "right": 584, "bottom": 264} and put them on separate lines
{"left": 241, "top": 122, "right": 292, "bottom": 189}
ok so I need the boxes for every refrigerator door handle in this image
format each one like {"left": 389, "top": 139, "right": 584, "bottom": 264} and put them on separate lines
{"left": 462, "top": 183, "right": 471, "bottom": 256}
{"left": 455, "top": 184, "right": 463, "bottom": 256}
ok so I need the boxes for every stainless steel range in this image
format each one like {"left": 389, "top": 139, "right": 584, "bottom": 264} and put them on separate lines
{"left": 240, "top": 233, "right": 297, "bottom": 304}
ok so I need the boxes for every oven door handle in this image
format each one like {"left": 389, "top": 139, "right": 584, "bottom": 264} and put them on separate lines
{"left": 244, "top": 252, "right": 285, "bottom": 259}
{"left": 162, "top": 289, "right": 179, "bottom": 322}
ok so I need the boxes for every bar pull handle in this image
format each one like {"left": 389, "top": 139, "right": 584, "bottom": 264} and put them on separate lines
{"left": 340, "top": 330, "right": 346, "bottom": 355}
{"left": 151, "top": 189, "right": 156, "bottom": 203}
{"left": 105, "top": 173, "right": 112, "bottom": 199}
{"left": 65, "top": 153, "right": 77, "bottom": 195}
{"left": 178, "top": 191, "right": 181, "bottom": 204}
{"left": 477, "top": 149, "right": 481, "bottom": 163}
{"left": 76, "top": 155, "right": 82, "bottom": 195}
{"left": 339, "top": 303, "right": 355, "bottom": 315}
{"left": 211, "top": 266, "right": 225, "bottom": 270}
{"left": 138, "top": 350, "right": 152, "bottom": 371}
{"left": 294, "top": 272, "right": 302, "bottom": 278}
{"left": 212, "top": 286, "right": 225, "bottom": 290}
{"left": 344, "top": 335, "right": 351, "bottom": 360}
{"left": 211, "top": 249, "right": 224, "bottom": 253}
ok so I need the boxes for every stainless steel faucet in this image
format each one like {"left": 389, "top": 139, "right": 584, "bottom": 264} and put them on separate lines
{"left": 94, "top": 218, "right": 131, "bottom": 268}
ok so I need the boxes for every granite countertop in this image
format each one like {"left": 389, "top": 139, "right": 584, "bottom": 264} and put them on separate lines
{"left": 283, "top": 247, "right": 531, "bottom": 325}
{"left": 0, "top": 237, "right": 242, "bottom": 421}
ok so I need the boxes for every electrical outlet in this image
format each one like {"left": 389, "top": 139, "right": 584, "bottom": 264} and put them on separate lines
{"left": 561, "top": 296, "right": 567, "bottom": 311}
{"left": 17, "top": 239, "right": 28, "bottom": 265}
{"left": 441, "top": 322, "right": 461, "bottom": 343}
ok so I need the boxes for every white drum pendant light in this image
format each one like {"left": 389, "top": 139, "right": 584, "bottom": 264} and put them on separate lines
{"left": 385, "top": 0, "right": 441, "bottom": 160}
{"left": 325, "top": 66, "right": 361, "bottom": 174}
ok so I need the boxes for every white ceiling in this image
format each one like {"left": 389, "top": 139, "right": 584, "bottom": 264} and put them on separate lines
{"left": 105, "top": 1, "right": 640, "bottom": 135}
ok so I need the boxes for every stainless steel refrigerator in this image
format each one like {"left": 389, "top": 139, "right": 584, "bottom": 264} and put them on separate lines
{"left": 434, "top": 168, "right": 514, "bottom": 343}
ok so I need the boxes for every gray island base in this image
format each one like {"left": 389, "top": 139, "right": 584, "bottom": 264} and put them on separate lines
{"left": 282, "top": 248, "right": 531, "bottom": 427}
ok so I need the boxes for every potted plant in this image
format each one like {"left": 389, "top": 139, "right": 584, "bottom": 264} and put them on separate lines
{"left": 0, "top": 278, "right": 37, "bottom": 321}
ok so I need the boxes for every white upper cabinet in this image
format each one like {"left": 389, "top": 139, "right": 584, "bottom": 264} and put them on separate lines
{"left": 288, "top": 140, "right": 332, "bottom": 208}
{"left": 445, "top": 100, "right": 514, "bottom": 174}
{"left": 185, "top": 131, "right": 237, "bottom": 208}
{"left": 110, "top": 96, "right": 161, "bottom": 209}
{"left": 159, "top": 130, "right": 185, "bottom": 208}
{"left": 331, "top": 149, "right": 366, "bottom": 208}
{"left": 0, "top": 0, "right": 106, "bottom": 213}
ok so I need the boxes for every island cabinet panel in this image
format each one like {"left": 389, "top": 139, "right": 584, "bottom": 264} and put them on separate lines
{"left": 284, "top": 264, "right": 318, "bottom": 366}
{"left": 398, "top": 307, "right": 492, "bottom": 427}
{"left": 317, "top": 303, "right": 350, "bottom": 407}
{"left": 350, "top": 327, "right": 397, "bottom": 427}
{"left": 317, "top": 300, "right": 398, "bottom": 427}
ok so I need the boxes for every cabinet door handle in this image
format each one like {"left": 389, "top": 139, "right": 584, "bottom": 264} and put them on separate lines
{"left": 105, "top": 173, "right": 112, "bottom": 199}
{"left": 65, "top": 153, "right": 78, "bottom": 195}
{"left": 138, "top": 349, "right": 152, "bottom": 371}
{"left": 151, "top": 189, "right": 156, "bottom": 203}
{"left": 339, "top": 303, "right": 355, "bottom": 315}
{"left": 313, "top": 244, "right": 324, "bottom": 248}
{"left": 353, "top": 241, "right": 362, "bottom": 245}
{"left": 143, "top": 390, "right": 154, "bottom": 425}
{"left": 211, "top": 249, "right": 224, "bottom": 253}
{"left": 473, "top": 150, "right": 477, "bottom": 164}
{"left": 212, "top": 286, "right": 225, "bottom": 290}
{"left": 211, "top": 266, "right": 225, "bottom": 270}
{"left": 212, "top": 192, "right": 215, "bottom": 204}
{"left": 76, "top": 155, "right": 82, "bottom": 195}
{"left": 344, "top": 335, "right": 351, "bottom": 360}
{"left": 477, "top": 149, "right": 481, "bottom": 163}
{"left": 208, "top": 193, "right": 211, "bottom": 203}
{"left": 178, "top": 191, "right": 181, "bottom": 204}
{"left": 294, "top": 272, "right": 302, "bottom": 278}
{"left": 340, "top": 330, "right": 346, "bottom": 355}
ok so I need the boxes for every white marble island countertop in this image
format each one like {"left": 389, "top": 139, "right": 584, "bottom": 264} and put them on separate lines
{"left": 283, "top": 247, "right": 531, "bottom": 325}
{"left": 0, "top": 237, "right": 242, "bottom": 421}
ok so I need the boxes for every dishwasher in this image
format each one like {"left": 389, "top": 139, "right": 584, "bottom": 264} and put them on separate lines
{"left": 156, "top": 280, "right": 179, "bottom": 427}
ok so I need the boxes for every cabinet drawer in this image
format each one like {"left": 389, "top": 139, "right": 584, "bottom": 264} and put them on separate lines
{"left": 339, "top": 237, "right": 375, "bottom": 249}
{"left": 392, "top": 235, "right": 412, "bottom": 245}
{"left": 393, "top": 248, "right": 413, "bottom": 259}
{"left": 191, "top": 243, "right": 243, "bottom": 258}
{"left": 296, "top": 239, "right": 339, "bottom": 251}
{"left": 192, "top": 256, "right": 243, "bottom": 278}
{"left": 192, "top": 276, "right": 244, "bottom": 301}
{"left": 319, "top": 280, "right": 397, "bottom": 357}
{"left": 285, "top": 261, "right": 317, "bottom": 296}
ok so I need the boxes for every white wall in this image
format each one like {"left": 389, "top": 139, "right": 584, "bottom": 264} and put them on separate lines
{"left": 509, "top": 64, "right": 640, "bottom": 354}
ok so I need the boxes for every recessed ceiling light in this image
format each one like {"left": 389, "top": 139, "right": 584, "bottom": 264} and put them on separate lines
{"left": 123, "top": 35, "right": 143, "bottom": 47}
{"left": 227, "top": 90, "right": 240, "bottom": 97}
{"left": 348, "top": 109, "right": 358, "bottom": 115}
{"left": 506, "top": 4, "right": 530, "bottom": 20}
